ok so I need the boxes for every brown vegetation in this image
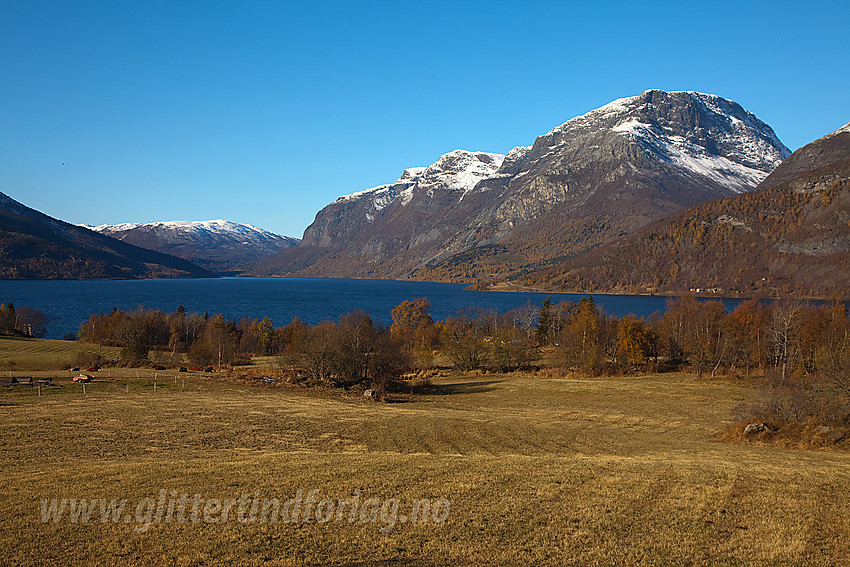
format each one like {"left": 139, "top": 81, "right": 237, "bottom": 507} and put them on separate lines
{"left": 3, "top": 368, "right": 850, "bottom": 565}
{"left": 528, "top": 153, "right": 850, "bottom": 297}
{"left": 63, "top": 293, "right": 850, "bottom": 449}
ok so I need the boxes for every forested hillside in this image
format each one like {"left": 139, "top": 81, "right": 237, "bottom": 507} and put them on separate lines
{"left": 0, "top": 192, "right": 214, "bottom": 279}
{"left": 527, "top": 125, "right": 850, "bottom": 297}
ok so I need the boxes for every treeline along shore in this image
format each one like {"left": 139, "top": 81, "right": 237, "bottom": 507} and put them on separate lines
{"left": 67, "top": 295, "right": 846, "bottom": 385}
{"left": 0, "top": 294, "right": 844, "bottom": 448}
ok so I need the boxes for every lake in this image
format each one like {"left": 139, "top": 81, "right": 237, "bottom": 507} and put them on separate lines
{"left": 0, "top": 277, "right": 744, "bottom": 339}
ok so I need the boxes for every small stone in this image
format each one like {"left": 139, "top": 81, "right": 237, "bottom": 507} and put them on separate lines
{"left": 743, "top": 422, "right": 766, "bottom": 435}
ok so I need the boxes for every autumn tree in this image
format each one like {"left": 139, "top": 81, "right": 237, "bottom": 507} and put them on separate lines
{"left": 558, "top": 298, "right": 604, "bottom": 372}
{"left": 509, "top": 302, "right": 539, "bottom": 339}
{"left": 0, "top": 303, "right": 16, "bottom": 335}
{"left": 488, "top": 327, "right": 539, "bottom": 372}
{"left": 768, "top": 301, "right": 804, "bottom": 381}
{"left": 391, "top": 298, "right": 438, "bottom": 366}
{"left": 391, "top": 298, "right": 433, "bottom": 341}
{"left": 798, "top": 305, "right": 829, "bottom": 374}
{"left": 727, "top": 298, "right": 769, "bottom": 375}
{"left": 238, "top": 317, "right": 275, "bottom": 356}
{"left": 330, "top": 311, "right": 375, "bottom": 387}
{"left": 369, "top": 330, "right": 411, "bottom": 396}
{"left": 188, "top": 314, "right": 238, "bottom": 368}
{"left": 439, "top": 315, "right": 487, "bottom": 371}
{"left": 300, "top": 321, "right": 337, "bottom": 382}
{"left": 660, "top": 295, "right": 727, "bottom": 378}
{"left": 274, "top": 317, "right": 308, "bottom": 370}
{"left": 616, "top": 315, "right": 653, "bottom": 366}
{"left": 814, "top": 300, "right": 850, "bottom": 395}
{"left": 116, "top": 315, "right": 152, "bottom": 365}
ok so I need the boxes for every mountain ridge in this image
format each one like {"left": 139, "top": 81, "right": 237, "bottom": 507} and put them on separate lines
{"left": 523, "top": 122, "right": 850, "bottom": 297}
{"left": 87, "top": 220, "right": 299, "bottom": 275}
{"left": 256, "top": 89, "right": 790, "bottom": 282}
{"left": 0, "top": 192, "right": 215, "bottom": 280}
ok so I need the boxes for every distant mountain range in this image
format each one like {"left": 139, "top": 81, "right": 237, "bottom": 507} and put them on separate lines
{"left": 255, "top": 90, "right": 790, "bottom": 281}
{"left": 0, "top": 192, "right": 214, "bottom": 279}
{"left": 4, "top": 89, "right": 847, "bottom": 296}
{"left": 85, "top": 220, "right": 299, "bottom": 275}
{"left": 525, "top": 122, "right": 850, "bottom": 297}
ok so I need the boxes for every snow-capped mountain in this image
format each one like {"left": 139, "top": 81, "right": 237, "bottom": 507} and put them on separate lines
{"left": 258, "top": 90, "right": 790, "bottom": 282}
{"left": 301, "top": 150, "right": 507, "bottom": 247}
{"left": 545, "top": 91, "right": 787, "bottom": 191}
{"left": 335, "top": 150, "right": 506, "bottom": 218}
{"left": 531, "top": 120, "right": 850, "bottom": 296}
{"left": 88, "top": 220, "right": 299, "bottom": 274}
{"left": 0, "top": 192, "right": 214, "bottom": 280}
{"left": 336, "top": 150, "right": 506, "bottom": 207}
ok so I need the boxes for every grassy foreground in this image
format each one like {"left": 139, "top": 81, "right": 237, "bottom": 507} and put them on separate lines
{"left": 2, "top": 361, "right": 850, "bottom": 565}
{"left": 0, "top": 336, "right": 122, "bottom": 371}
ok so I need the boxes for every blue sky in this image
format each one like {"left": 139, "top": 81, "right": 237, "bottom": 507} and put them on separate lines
{"left": 2, "top": 0, "right": 848, "bottom": 238}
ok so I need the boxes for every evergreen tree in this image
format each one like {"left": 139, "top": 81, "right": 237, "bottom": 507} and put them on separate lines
{"left": 536, "top": 297, "right": 553, "bottom": 346}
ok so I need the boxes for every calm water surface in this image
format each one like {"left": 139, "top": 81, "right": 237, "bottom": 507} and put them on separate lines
{"left": 0, "top": 277, "right": 743, "bottom": 339}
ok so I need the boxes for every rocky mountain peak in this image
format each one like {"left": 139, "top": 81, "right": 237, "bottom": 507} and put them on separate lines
{"left": 508, "top": 90, "right": 791, "bottom": 203}
{"left": 333, "top": 149, "right": 506, "bottom": 210}
{"left": 262, "top": 90, "right": 793, "bottom": 282}
{"left": 756, "top": 120, "right": 850, "bottom": 193}
{"left": 827, "top": 122, "right": 850, "bottom": 137}
{"left": 417, "top": 150, "right": 505, "bottom": 197}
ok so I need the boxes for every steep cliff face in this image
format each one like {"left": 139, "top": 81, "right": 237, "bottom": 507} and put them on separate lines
{"left": 257, "top": 90, "right": 790, "bottom": 281}
{"left": 300, "top": 150, "right": 506, "bottom": 249}
{"left": 527, "top": 123, "right": 850, "bottom": 297}
{"left": 258, "top": 150, "right": 516, "bottom": 278}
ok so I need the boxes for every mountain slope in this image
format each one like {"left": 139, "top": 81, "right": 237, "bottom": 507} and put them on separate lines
{"left": 0, "top": 192, "right": 215, "bottom": 279}
{"left": 258, "top": 90, "right": 789, "bottom": 281}
{"left": 256, "top": 150, "right": 511, "bottom": 278}
{"left": 87, "top": 220, "right": 299, "bottom": 275}
{"left": 527, "top": 123, "right": 850, "bottom": 296}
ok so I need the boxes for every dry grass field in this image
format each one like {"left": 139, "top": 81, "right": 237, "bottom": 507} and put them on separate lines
{"left": 2, "top": 343, "right": 850, "bottom": 565}
{"left": 0, "top": 336, "right": 121, "bottom": 372}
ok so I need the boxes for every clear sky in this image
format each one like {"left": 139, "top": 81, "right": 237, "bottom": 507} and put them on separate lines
{"left": 2, "top": 0, "right": 848, "bottom": 238}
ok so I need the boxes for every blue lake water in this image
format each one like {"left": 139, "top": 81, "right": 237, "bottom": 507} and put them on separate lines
{"left": 0, "top": 277, "right": 745, "bottom": 339}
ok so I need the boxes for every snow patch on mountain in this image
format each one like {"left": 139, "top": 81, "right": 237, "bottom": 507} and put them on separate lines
{"left": 87, "top": 220, "right": 297, "bottom": 245}
{"left": 589, "top": 90, "right": 790, "bottom": 193}
{"left": 551, "top": 94, "right": 641, "bottom": 134}
{"left": 503, "top": 145, "right": 530, "bottom": 163}
{"left": 334, "top": 150, "right": 505, "bottom": 222}
{"left": 335, "top": 166, "right": 426, "bottom": 205}
{"left": 418, "top": 150, "right": 505, "bottom": 202}
{"left": 686, "top": 91, "right": 790, "bottom": 167}
{"left": 831, "top": 122, "right": 850, "bottom": 136}
{"left": 613, "top": 119, "right": 770, "bottom": 192}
